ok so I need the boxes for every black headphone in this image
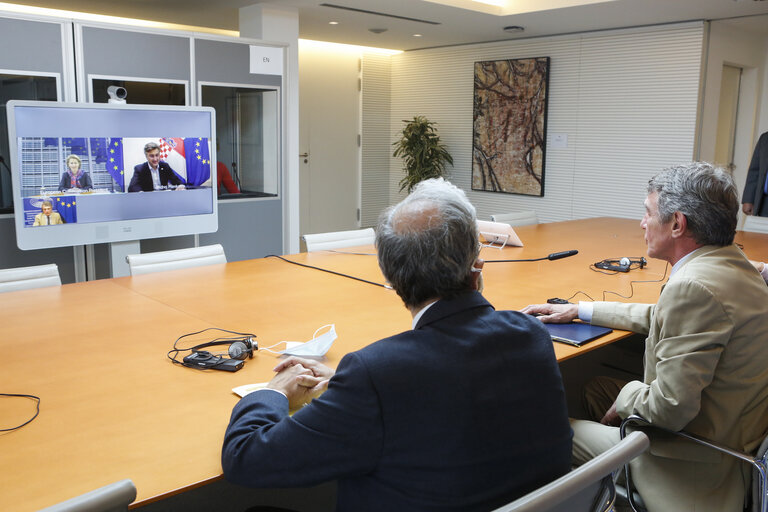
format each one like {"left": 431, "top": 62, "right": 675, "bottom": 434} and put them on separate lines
{"left": 190, "top": 337, "right": 256, "bottom": 360}
{"left": 167, "top": 328, "right": 258, "bottom": 370}
{"left": 594, "top": 257, "right": 647, "bottom": 272}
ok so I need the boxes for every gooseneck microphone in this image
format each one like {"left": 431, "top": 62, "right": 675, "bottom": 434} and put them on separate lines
{"left": 487, "top": 250, "right": 579, "bottom": 263}
{"left": 548, "top": 250, "right": 579, "bottom": 260}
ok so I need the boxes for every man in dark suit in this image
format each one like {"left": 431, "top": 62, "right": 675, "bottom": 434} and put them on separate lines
{"left": 222, "top": 178, "right": 572, "bottom": 512}
{"left": 127, "top": 142, "right": 186, "bottom": 192}
{"left": 742, "top": 131, "right": 768, "bottom": 216}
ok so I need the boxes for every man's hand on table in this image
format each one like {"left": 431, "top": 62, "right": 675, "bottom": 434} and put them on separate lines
{"left": 520, "top": 303, "right": 579, "bottom": 323}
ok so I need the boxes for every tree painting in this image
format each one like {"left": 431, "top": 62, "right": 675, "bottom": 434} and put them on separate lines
{"left": 472, "top": 57, "right": 549, "bottom": 196}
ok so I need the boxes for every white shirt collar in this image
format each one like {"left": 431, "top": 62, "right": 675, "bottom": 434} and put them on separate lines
{"left": 412, "top": 300, "right": 438, "bottom": 330}
{"left": 670, "top": 250, "right": 696, "bottom": 276}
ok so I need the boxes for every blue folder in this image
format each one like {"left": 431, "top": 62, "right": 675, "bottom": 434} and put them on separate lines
{"left": 544, "top": 322, "right": 613, "bottom": 347}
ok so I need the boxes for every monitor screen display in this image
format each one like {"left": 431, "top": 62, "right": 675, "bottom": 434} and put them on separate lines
{"left": 7, "top": 101, "right": 217, "bottom": 250}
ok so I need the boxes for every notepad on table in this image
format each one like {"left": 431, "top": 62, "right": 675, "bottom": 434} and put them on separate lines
{"left": 544, "top": 322, "right": 612, "bottom": 347}
{"left": 232, "top": 382, "right": 269, "bottom": 398}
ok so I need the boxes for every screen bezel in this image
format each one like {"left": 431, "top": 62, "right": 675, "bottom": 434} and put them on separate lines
{"left": 7, "top": 100, "right": 218, "bottom": 251}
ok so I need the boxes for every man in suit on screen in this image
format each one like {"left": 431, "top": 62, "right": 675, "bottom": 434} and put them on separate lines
{"left": 222, "top": 178, "right": 573, "bottom": 512}
{"left": 32, "top": 200, "right": 64, "bottom": 226}
{"left": 127, "top": 142, "right": 185, "bottom": 192}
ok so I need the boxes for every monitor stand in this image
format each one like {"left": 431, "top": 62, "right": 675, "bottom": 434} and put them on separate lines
{"left": 109, "top": 240, "right": 140, "bottom": 278}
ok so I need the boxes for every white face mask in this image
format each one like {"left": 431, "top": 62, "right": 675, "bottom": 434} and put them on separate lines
{"left": 262, "top": 324, "right": 338, "bottom": 358}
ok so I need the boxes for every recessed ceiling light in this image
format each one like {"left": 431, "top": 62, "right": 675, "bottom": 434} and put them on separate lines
{"left": 413, "top": 34, "right": 423, "bottom": 37}
{"left": 503, "top": 25, "right": 524, "bottom": 33}
{"left": 328, "top": 21, "right": 339, "bottom": 25}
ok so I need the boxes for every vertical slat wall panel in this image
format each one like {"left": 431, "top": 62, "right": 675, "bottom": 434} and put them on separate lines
{"left": 388, "top": 23, "right": 704, "bottom": 223}
{"left": 361, "top": 53, "right": 392, "bottom": 227}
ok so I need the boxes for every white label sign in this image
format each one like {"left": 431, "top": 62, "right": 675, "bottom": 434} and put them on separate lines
{"left": 249, "top": 45, "right": 284, "bottom": 76}
{"left": 550, "top": 133, "right": 568, "bottom": 149}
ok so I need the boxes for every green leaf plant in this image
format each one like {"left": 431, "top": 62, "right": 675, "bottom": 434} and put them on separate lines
{"left": 392, "top": 116, "right": 454, "bottom": 193}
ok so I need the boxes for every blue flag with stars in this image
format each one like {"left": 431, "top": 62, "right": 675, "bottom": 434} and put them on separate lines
{"left": 105, "top": 138, "right": 125, "bottom": 191}
{"left": 54, "top": 196, "right": 77, "bottom": 223}
{"left": 184, "top": 137, "right": 211, "bottom": 187}
{"left": 62, "top": 138, "right": 87, "bottom": 157}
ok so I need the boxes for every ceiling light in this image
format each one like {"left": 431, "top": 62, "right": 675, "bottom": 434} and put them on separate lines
{"left": 503, "top": 25, "right": 524, "bottom": 33}
{"left": 413, "top": 34, "right": 423, "bottom": 37}
{"left": 473, "top": 0, "right": 506, "bottom": 6}
{"left": 329, "top": 21, "right": 339, "bottom": 25}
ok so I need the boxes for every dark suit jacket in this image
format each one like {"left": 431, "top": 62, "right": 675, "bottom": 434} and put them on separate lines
{"left": 58, "top": 171, "right": 92, "bottom": 192}
{"left": 742, "top": 131, "right": 768, "bottom": 216}
{"left": 127, "top": 162, "right": 183, "bottom": 192}
{"left": 222, "top": 292, "right": 572, "bottom": 512}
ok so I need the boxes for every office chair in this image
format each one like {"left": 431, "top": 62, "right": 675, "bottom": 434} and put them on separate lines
{"left": 620, "top": 414, "right": 768, "bottom": 512}
{"left": 126, "top": 244, "right": 227, "bottom": 276}
{"left": 301, "top": 227, "right": 375, "bottom": 252}
{"left": 0, "top": 263, "right": 61, "bottom": 293}
{"left": 491, "top": 431, "right": 650, "bottom": 512}
{"left": 743, "top": 216, "right": 768, "bottom": 234}
{"left": 490, "top": 211, "right": 539, "bottom": 227}
{"left": 38, "top": 479, "right": 137, "bottom": 512}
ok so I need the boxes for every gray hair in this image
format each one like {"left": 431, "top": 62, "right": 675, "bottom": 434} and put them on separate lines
{"left": 144, "top": 142, "right": 160, "bottom": 154}
{"left": 648, "top": 162, "right": 738, "bottom": 246}
{"left": 376, "top": 178, "right": 479, "bottom": 309}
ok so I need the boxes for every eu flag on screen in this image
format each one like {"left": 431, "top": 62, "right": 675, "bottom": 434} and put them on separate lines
{"left": 106, "top": 138, "right": 125, "bottom": 191}
{"left": 54, "top": 196, "right": 77, "bottom": 224}
{"left": 62, "top": 138, "right": 87, "bottom": 156}
{"left": 184, "top": 137, "right": 211, "bottom": 187}
{"left": 43, "top": 138, "right": 59, "bottom": 147}
{"left": 90, "top": 138, "right": 108, "bottom": 163}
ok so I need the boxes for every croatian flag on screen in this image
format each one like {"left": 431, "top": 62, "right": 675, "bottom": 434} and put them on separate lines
{"left": 157, "top": 137, "right": 211, "bottom": 187}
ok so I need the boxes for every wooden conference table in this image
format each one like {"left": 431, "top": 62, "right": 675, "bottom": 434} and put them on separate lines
{"left": 2, "top": 218, "right": 768, "bottom": 510}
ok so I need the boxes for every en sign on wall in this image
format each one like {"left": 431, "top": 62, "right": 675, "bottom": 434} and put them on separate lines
{"left": 250, "top": 45, "right": 284, "bottom": 75}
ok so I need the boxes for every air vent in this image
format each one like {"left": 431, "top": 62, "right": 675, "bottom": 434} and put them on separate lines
{"left": 319, "top": 3, "right": 442, "bottom": 25}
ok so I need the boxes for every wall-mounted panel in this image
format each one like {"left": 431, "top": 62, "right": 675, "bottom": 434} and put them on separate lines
{"left": 194, "top": 38, "right": 281, "bottom": 87}
{"left": 80, "top": 26, "right": 190, "bottom": 82}
{"left": 0, "top": 16, "right": 65, "bottom": 74}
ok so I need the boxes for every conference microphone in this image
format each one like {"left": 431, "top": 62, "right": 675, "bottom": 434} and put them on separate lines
{"left": 547, "top": 250, "right": 578, "bottom": 260}
{"left": 486, "top": 250, "right": 579, "bottom": 264}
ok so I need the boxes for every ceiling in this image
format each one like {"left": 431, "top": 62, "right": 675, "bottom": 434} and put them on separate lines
{"left": 3, "top": 0, "right": 768, "bottom": 50}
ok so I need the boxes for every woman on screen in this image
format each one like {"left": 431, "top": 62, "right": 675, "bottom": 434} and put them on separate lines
{"left": 58, "top": 155, "right": 93, "bottom": 192}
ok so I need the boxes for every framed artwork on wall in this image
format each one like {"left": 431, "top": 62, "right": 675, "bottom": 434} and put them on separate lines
{"left": 472, "top": 57, "right": 550, "bottom": 196}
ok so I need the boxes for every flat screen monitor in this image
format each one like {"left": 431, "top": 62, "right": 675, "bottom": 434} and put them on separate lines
{"left": 6, "top": 100, "right": 217, "bottom": 250}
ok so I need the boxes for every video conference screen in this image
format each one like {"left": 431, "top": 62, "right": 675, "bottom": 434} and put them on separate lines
{"left": 7, "top": 102, "right": 218, "bottom": 250}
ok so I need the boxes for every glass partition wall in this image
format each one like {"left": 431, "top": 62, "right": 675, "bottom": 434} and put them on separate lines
{"left": 201, "top": 84, "right": 279, "bottom": 199}
{"left": 0, "top": 74, "right": 58, "bottom": 213}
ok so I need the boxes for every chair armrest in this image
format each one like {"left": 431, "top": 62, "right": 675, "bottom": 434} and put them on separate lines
{"left": 620, "top": 414, "right": 756, "bottom": 465}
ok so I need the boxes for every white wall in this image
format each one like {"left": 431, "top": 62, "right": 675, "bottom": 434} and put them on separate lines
{"left": 387, "top": 23, "right": 705, "bottom": 223}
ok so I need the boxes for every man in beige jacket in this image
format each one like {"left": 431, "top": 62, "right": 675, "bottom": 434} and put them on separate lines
{"left": 524, "top": 162, "right": 768, "bottom": 511}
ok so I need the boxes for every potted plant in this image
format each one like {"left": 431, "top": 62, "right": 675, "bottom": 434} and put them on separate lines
{"left": 392, "top": 116, "right": 453, "bottom": 193}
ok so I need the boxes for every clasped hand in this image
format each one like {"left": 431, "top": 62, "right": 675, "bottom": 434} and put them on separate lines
{"left": 267, "top": 356, "right": 334, "bottom": 410}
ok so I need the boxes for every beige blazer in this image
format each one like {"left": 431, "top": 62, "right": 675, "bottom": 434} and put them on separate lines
{"left": 592, "top": 244, "right": 768, "bottom": 512}
{"left": 33, "top": 212, "right": 64, "bottom": 226}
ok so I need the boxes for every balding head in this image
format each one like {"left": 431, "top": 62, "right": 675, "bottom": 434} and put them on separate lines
{"left": 391, "top": 199, "right": 441, "bottom": 233}
{"left": 376, "top": 178, "right": 479, "bottom": 309}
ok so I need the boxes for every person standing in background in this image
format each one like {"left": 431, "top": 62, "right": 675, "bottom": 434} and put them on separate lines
{"left": 742, "top": 131, "right": 768, "bottom": 216}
